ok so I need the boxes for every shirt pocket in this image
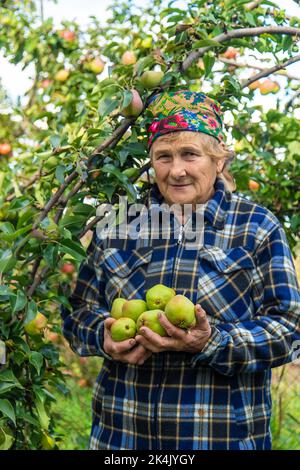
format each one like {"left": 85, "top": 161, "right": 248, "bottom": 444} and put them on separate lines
{"left": 101, "top": 246, "right": 153, "bottom": 308}
{"left": 197, "top": 246, "right": 256, "bottom": 323}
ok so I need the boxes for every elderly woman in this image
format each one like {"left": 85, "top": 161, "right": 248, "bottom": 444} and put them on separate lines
{"left": 61, "top": 90, "right": 300, "bottom": 450}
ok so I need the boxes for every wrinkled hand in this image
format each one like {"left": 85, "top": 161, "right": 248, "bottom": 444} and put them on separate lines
{"left": 135, "top": 304, "right": 211, "bottom": 354}
{"left": 103, "top": 318, "right": 152, "bottom": 365}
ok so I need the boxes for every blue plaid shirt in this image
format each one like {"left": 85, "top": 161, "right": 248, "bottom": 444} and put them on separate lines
{"left": 61, "top": 177, "right": 300, "bottom": 450}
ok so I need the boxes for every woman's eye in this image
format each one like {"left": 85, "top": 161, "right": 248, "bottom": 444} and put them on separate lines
{"left": 158, "top": 155, "right": 170, "bottom": 160}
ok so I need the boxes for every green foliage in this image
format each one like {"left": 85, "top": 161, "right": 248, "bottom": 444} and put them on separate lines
{"left": 0, "top": 0, "right": 299, "bottom": 449}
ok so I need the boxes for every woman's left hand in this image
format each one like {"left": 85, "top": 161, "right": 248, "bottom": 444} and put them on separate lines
{"left": 135, "top": 304, "right": 212, "bottom": 354}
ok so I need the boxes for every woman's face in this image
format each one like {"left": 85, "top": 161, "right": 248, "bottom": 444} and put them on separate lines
{"left": 151, "top": 132, "right": 225, "bottom": 207}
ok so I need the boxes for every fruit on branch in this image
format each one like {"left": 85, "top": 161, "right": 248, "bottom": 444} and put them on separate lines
{"left": 136, "top": 310, "right": 167, "bottom": 336}
{"left": 55, "top": 69, "right": 70, "bottom": 82}
{"left": 110, "top": 317, "right": 137, "bottom": 342}
{"left": 140, "top": 70, "right": 164, "bottom": 89}
{"left": 121, "top": 89, "right": 144, "bottom": 117}
{"left": 24, "top": 313, "right": 48, "bottom": 336}
{"left": 164, "top": 295, "right": 196, "bottom": 329}
{"left": 248, "top": 179, "right": 260, "bottom": 191}
{"left": 248, "top": 80, "right": 261, "bottom": 90}
{"left": 39, "top": 79, "right": 52, "bottom": 89}
{"left": 111, "top": 298, "right": 127, "bottom": 319}
{"left": 223, "top": 47, "right": 238, "bottom": 59}
{"left": 58, "top": 29, "right": 76, "bottom": 42}
{"left": 85, "top": 58, "right": 105, "bottom": 74}
{"left": 0, "top": 143, "right": 12, "bottom": 155}
{"left": 122, "top": 299, "right": 148, "bottom": 322}
{"left": 146, "top": 284, "right": 175, "bottom": 310}
{"left": 259, "top": 79, "right": 280, "bottom": 95}
{"left": 60, "top": 262, "right": 75, "bottom": 274}
{"left": 141, "top": 37, "right": 152, "bottom": 48}
{"left": 197, "top": 59, "right": 205, "bottom": 70}
{"left": 122, "top": 51, "right": 137, "bottom": 65}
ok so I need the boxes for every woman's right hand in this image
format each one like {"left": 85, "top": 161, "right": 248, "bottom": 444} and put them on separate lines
{"left": 103, "top": 317, "right": 152, "bottom": 366}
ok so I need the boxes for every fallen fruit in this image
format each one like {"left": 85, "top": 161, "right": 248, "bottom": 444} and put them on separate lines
{"left": 165, "top": 295, "right": 196, "bottom": 329}
{"left": 146, "top": 284, "right": 175, "bottom": 311}
{"left": 110, "top": 317, "right": 137, "bottom": 342}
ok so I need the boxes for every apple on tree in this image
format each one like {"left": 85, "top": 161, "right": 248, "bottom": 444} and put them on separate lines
{"left": 0, "top": 143, "right": 12, "bottom": 155}
{"left": 58, "top": 29, "right": 76, "bottom": 42}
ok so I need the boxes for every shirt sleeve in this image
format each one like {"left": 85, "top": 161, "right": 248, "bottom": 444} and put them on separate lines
{"left": 60, "top": 229, "right": 112, "bottom": 360}
{"left": 189, "top": 222, "right": 300, "bottom": 376}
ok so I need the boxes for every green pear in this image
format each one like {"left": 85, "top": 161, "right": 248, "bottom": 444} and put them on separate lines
{"left": 136, "top": 310, "right": 167, "bottom": 336}
{"left": 122, "top": 299, "right": 147, "bottom": 322}
{"left": 24, "top": 313, "right": 48, "bottom": 336}
{"left": 164, "top": 295, "right": 196, "bottom": 329}
{"left": 146, "top": 284, "right": 176, "bottom": 311}
{"left": 110, "top": 317, "right": 137, "bottom": 342}
{"left": 140, "top": 71, "right": 164, "bottom": 89}
{"left": 111, "top": 297, "right": 127, "bottom": 319}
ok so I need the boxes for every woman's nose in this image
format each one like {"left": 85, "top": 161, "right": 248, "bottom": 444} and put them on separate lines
{"left": 169, "top": 160, "right": 187, "bottom": 179}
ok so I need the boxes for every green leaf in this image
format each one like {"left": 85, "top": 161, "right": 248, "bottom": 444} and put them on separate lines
{"left": 193, "top": 39, "right": 222, "bottom": 48}
{"left": 58, "top": 238, "right": 86, "bottom": 262}
{"left": 0, "top": 399, "right": 16, "bottom": 426}
{"left": 10, "top": 289, "right": 27, "bottom": 313}
{"left": 50, "top": 135, "right": 61, "bottom": 148}
{"left": 98, "top": 95, "right": 120, "bottom": 117}
{"left": 0, "top": 223, "right": 15, "bottom": 235}
{"left": 28, "top": 351, "right": 44, "bottom": 375}
{"left": 121, "top": 90, "right": 133, "bottom": 111}
{"left": 0, "top": 427, "right": 14, "bottom": 450}
{"left": 0, "top": 250, "right": 17, "bottom": 275}
{"left": 203, "top": 53, "right": 215, "bottom": 78}
{"left": 34, "top": 395, "right": 50, "bottom": 430}
{"left": 55, "top": 165, "right": 66, "bottom": 184}
{"left": 43, "top": 244, "right": 59, "bottom": 269}
{"left": 0, "top": 370, "right": 23, "bottom": 395}
{"left": 24, "top": 299, "right": 38, "bottom": 324}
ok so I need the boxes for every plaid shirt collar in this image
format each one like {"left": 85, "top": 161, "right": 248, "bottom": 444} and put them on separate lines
{"left": 148, "top": 177, "right": 232, "bottom": 230}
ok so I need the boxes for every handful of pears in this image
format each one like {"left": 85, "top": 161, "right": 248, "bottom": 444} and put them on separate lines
{"left": 109, "top": 284, "right": 196, "bottom": 342}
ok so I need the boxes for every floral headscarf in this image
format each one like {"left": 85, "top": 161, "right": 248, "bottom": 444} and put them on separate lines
{"left": 147, "top": 90, "right": 225, "bottom": 148}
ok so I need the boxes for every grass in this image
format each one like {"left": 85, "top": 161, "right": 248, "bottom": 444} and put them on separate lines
{"left": 52, "top": 377, "right": 93, "bottom": 450}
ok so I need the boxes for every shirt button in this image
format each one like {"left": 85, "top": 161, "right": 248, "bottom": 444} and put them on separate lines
{"left": 198, "top": 408, "right": 205, "bottom": 416}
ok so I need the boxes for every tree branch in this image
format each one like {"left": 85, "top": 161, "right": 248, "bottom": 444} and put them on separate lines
{"left": 240, "top": 53, "right": 300, "bottom": 88}
{"left": 246, "top": 0, "right": 264, "bottom": 10}
{"left": 181, "top": 26, "right": 300, "bottom": 71}
{"left": 219, "top": 57, "right": 300, "bottom": 82}
{"left": 285, "top": 88, "right": 300, "bottom": 110}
